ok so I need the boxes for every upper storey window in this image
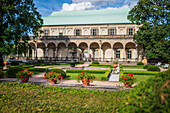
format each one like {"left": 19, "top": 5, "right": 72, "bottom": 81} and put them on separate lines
{"left": 93, "top": 29, "right": 97, "bottom": 36}
{"left": 45, "top": 30, "right": 48, "bottom": 36}
{"left": 76, "top": 29, "right": 80, "bottom": 36}
{"left": 129, "top": 28, "right": 133, "bottom": 35}
{"left": 110, "top": 29, "right": 114, "bottom": 35}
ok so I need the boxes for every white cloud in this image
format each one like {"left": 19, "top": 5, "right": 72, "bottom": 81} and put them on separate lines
{"left": 61, "top": 2, "right": 95, "bottom": 11}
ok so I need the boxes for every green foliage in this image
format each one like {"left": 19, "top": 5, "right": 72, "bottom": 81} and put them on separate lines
{"left": 92, "top": 61, "right": 99, "bottom": 64}
{"left": 0, "top": 0, "right": 43, "bottom": 56}
{"left": 78, "top": 61, "right": 84, "bottom": 64}
{"left": 101, "top": 68, "right": 112, "bottom": 81}
{"left": 76, "top": 72, "right": 97, "bottom": 83}
{"left": 11, "top": 61, "right": 19, "bottom": 65}
{"left": 44, "top": 71, "right": 63, "bottom": 81}
{"left": 49, "top": 69, "right": 66, "bottom": 78}
{"left": 89, "top": 64, "right": 113, "bottom": 68}
{"left": 0, "top": 70, "right": 6, "bottom": 79}
{"left": 0, "top": 82, "right": 127, "bottom": 112}
{"left": 119, "top": 64, "right": 124, "bottom": 79}
{"left": 118, "top": 70, "right": 170, "bottom": 112}
{"left": 137, "top": 62, "right": 144, "bottom": 65}
{"left": 37, "top": 60, "right": 44, "bottom": 63}
{"left": 122, "top": 65, "right": 143, "bottom": 67}
{"left": 147, "top": 65, "right": 160, "bottom": 72}
{"left": 28, "top": 68, "right": 49, "bottom": 72}
{"left": 66, "top": 69, "right": 107, "bottom": 74}
{"left": 128, "top": 0, "right": 170, "bottom": 60}
{"left": 123, "top": 70, "right": 159, "bottom": 75}
{"left": 6, "top": 66, "right": 24, "bottom": 78}
{"left": 143, "top": 64, "right": 151, "bottom": 69}
{"left": 16, "top": 69, "right": 34, "bottom": 81}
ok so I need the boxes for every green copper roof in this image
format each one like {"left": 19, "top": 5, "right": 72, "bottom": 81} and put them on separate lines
{"left": 42, "top": 8, "right": 131, "bottom": 26}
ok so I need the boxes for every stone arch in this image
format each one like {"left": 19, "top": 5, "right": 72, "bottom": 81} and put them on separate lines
{"left": 90, "top": 42, "right": 99, "bottom": 60}
{"left": 68, "top": 42, "right": 77, "bottom": 57}
{"left": 113, "top": 42, "right": 124, "bottom": 59}
{"left": 28, "top": 42, "right": 36, "bottom": 58}
{"left": 37, "top": 42, "right": 46, "bottom": 58}
{"left": 101, "top": 42, "right": 111, "bottom": 59}
{"left": 125, "top": 42, "right": 136, "bottom": 59}
{"left": 79, "top": 42, "right": 88, "bottom": 61}
{"left": 47, "top": 42, "right": 56, "bottom": 57}
{"left": 57, "top": 42, "right": 66, "bottom": 57}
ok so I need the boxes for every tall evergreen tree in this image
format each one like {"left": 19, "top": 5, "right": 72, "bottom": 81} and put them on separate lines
{"left": 0, "top": 0, "right": 43, "bottom": 62}
{"left": 128, "top": 0, "right": 170, "bottom": 61}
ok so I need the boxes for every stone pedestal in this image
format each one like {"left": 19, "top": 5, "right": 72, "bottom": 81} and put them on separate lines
{"left": 142, "top": 57, "right": 147, "bottom": 64}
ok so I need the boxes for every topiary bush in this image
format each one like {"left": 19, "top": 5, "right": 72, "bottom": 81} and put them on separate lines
{"left": 147, "top": 65, "right": 160, "bottom": 72}
{"left": 6, "top": 66, "right": 24, "bottom": 78}
{"left": 48, "top": 68, "right": 66, "bottom": 78}
{"left": 143, "top": 64, "right": 151, "bottom": 69}
{"left": 92, "top": 61, "right": 99, "bottom": 64}
{"left": 78, "top": 61, "right": 84, "bottom": 64}
{"left": 118, "top": 69, "right": 170, "bottom": 112}
{"left": 38, "top": 60, "right": 44, "bottom": 63}
{"left": 11, "top": 61, "right": 19, "bottom": 66}
{"left": 137, "top": 62, "right": 144, "bottom": 65}
{"left": 101, "top": 68, "right": 112, "bottom": 81}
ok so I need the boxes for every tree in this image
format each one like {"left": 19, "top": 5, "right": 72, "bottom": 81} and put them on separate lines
{"left": 128, "top": 0, "right": 170, "bottom": 61}
{"left": 0, "top": 0, "right": 43, "bottom": 62}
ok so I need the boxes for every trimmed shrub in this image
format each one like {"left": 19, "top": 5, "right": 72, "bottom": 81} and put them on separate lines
{"left": 123, "top": 70, "right": 159, "bottom": 75}
{"left": 6, "top": 66, "right": 24, "bottom": 78}
{"left": 89, "top": 64, "right": 113, "bottom": 68}
{"left": 38, "top": 60, "right": 44, "bottom": 63}
{"left": 143, "top": 64, "right": 151, "bottom": 69}
{"left": 137, "top": 62, "right": 144, "bottom": 65}
{"left": 118, "top": 70, "right": 170, "bottom": 112}
{"left": 66, "top": 69, "right": 107, "bottom": 74}
{"left": 28, "top": 68, "right": 48, "bottom": 72}
{"left": 147, "top": 65, "right": 160, "bottom": 72}
{"left": 49, "top": 68, "right": 66, "bottom": 78}
{"left": 78, "top": 61, "right": 84, "bottom": 64}
{"left": 11, "top": 61, "right": 19, "bottom": 65}
{"left": 92, "top": 61, "right": 99, "bottom": 64}
{"left": 101, "top": 68, "right": 112, "bottom": 81}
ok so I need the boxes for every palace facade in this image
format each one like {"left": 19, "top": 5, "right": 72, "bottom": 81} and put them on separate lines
{"left": 29, "top": 8, "right": 143, "bottom": 62}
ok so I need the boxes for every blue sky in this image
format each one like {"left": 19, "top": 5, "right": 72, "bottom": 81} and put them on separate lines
{"left": 34, "top": 0, "right": 139, "bottom": 17}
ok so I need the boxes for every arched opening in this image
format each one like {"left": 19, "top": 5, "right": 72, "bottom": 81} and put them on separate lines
{"left": 68, "top": 42, "right": 77, "bottom": 58}
{"left": 57, "top": 42, "right": 66, "bottom": 57}
{"left": 90, "top": 42, "right": 99, "bottom": 61}
{"left": 37, "top": 42, "right": 46, "bottom": 58}
{"left": 113, "top": 42, "right": 123, "bottom": 60}
{"left": 125, "top": 42, "right": 136, "bottom": 59}
{"left": 47, "top": 42, "right": 56, "bottom": 58}
{"left": 101, "top": 42, "right": 111, "bottom": 61}
{"left": 79, "top": 42, "right": 88, "bottom": 61}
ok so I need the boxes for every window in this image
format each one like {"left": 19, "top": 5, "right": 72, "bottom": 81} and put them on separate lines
{"left": 59, "top": 33, "right": 63, "bottom": 36}
{"left": 129, "top": 28, "right": 133, "bottom": 35}
{"left": 116, "top": 50, "right": 120, "bottom": 58}
{"left": 110, "top": 29, "right": 114, "bottom": 35}
{"left": 45, "top": 30, "right": 48, "bottom": 36}
{"left": 93, "top": 29, "right": 97, "bottom": 36}
{"left": 127, "top": 51, "right": 132, "bottom": 59}
{"left": 76, "top": 29, "right": 80, "bottom": 36}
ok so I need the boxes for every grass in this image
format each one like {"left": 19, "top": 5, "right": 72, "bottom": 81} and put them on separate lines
{"left": 89, "top": 65, "right": 112, "bottom": 68}
{"left": 0, "top": 82, "right": 127, "bottom": 112}
{"left": 123, "top": 66, "right": 144, "bottom": 69}
{"left": 123, "top": 70, "right": 159, "bottom": 75}
{"left": 65, "top": 73, "right": 104, "bottom": 81}
{"left": 134, "top": 75, "right": 154, "bottom": 83}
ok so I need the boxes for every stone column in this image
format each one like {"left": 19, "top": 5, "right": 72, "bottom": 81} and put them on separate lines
{"left": 45, "top": 47, "right": 47, "bottom": 57}
{"left": 35, "top": 47, "right": 37, "bottom": 59}
{"left": 99, "top": 47, "right": 101, "bottom": 61}
{"left": 55, "top": 47, "right": 58, "bottom": 57}
{"left": 87, "top": 47, "right": 90, "bottom": 58}
{"left": 111, "top": 47, "right": 113, "bottom": 61}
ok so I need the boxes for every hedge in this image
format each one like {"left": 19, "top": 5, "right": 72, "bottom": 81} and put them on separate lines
{"left": 66, "top": 69, "right": 107, "bottom": 74}
{"left": 147, "top": 65, "right": 160, "bottom": 72}
{"left": 137, "top": 62, "right": 144, "bottom": 65}
{"left": 6, "top": 66, "right": 24, "bottom": 78}
{"left": 101, "top": 68, "right": 112, "bottom": 81}
{"left": 28, "top": 68, "right": 49, "bottom": 72}
{"left": 89, "top": 64, "right": 113, "bottom": 68}
{"left": 123, "top": 70, "right": 159, "bottom": 75}
{"left": 119, "top": 64, "right": 123, "bottom": 78}
{"left": 49, "top": 68, "right": 66, "bottom": 78}
{"left": 122, "top": 65, "right": 143, "bottom": 67}
{"left": 118, "top": 69, "right": 170, "bottom": 112}
{"left": 92, "top": 61, "right": 99, "bottom": 64}
{"left": 143, "top": 64, "right": 151, "bottom": 69}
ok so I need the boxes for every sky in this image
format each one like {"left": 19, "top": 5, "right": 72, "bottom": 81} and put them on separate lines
{"left": 33, "top": 0, "right": 139, "bottom": 17}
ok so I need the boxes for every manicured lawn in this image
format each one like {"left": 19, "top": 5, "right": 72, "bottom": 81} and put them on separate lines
{"left": 89, "top": 65, "right": 112, "bottom": 68}
{"left": 123, "top": 66, "right": 144, "bottom": 69}
{"left": 123, "top": 70, "right": 159, "bottom": 75}
{"left": 65, "top": 73, "right": 104, "bottom": 81}
{"left": 0, "top": 82, "right": 127, "bottom": 112}
{"left": 134, "top": 75, "right": 154, "bottom": 83}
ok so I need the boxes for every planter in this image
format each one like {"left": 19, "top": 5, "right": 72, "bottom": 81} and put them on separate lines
{"left": 3, "top": 61, "right": 8, "bottom": 66}
{"left": 50, "top": 79, "right": 57, "bottom": 84}
{"left": 124, "top": 82, "right": 132, "bottom": 88}
{"left": 82, "top": 78, "right": 90, "bottom": 86}
{"left": 113, "top": 64, "right": 118, "bottom": 68}
{"left": 127, "top": 61, "right": 130, "bottom": 63}
{"left": 22, "top": 78, "right": 29, "bottom": 83}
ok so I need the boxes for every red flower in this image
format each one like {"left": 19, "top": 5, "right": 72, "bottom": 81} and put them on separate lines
{"left": 135, "top": 78, "right": 137, "bottom": 80}
{"left": 21, "top": 70, "right": 24, "bottom": 73}
{"left": 129, "top": 76, "right": 131, "bottom": 78}
{"left": 122, "top": 76, "right": 124, "bottom": 78}
{"left": 126, "top": 81, "right": 129, "bottom": 83}
{"left": 124, "top": 78, "right": 127, "bottom": 80}
{"left": 78, "top": 75, "right": 80, "bottom": 77}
